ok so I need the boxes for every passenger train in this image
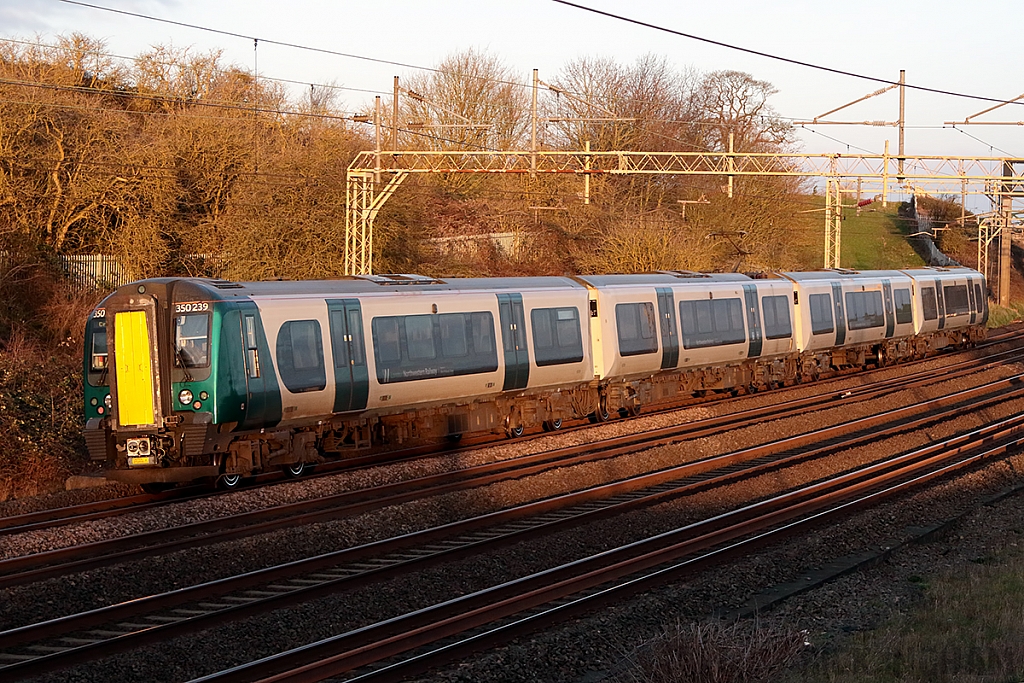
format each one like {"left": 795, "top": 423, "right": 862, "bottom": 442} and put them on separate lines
{"left": 82, "top": 267, "right": 988, "bottom": 491}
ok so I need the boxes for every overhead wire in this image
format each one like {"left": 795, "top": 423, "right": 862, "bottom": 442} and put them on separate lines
{"left": 58, "top": 0, "right": 1024, "bottom": 115}
{"left": 12, "top": 3, "right": 1017, "bottom": 215}
{"left": 550, "top": 0, "right": 1024, "bottom": 107}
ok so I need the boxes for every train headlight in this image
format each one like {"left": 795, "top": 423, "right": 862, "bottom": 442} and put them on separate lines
{"left": 104, "top": 395, "right": 112, "bottom": 409}
{"left": 178, "top": 389, "right": 194, "bottom": 406}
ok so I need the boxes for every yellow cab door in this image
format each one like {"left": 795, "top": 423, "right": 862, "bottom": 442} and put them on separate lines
{"left": 114, "top": 309, "right": 160, "bottom": 428}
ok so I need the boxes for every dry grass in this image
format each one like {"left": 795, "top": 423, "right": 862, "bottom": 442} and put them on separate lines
{"left": 610, "top": 619, "right": 808, "bottom": 683}
{"left": 785, "top": 548, "right": 1024, "bottom": 683}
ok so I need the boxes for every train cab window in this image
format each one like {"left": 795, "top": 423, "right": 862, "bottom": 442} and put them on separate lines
{"left": 974, "top": 283, "right": 985, "bottom": 313}
{"left": 531, "top": 307, "right": 584, "bottom": 366}
{"left": 808, "top": 293, "right": 834, "bottom": 335}
{"left": 276, "top": 320, "right": 326, "bottom": 393}
{"left": 90, "top": 321, "right": 108, "bottom": 371}
{"left": 921, "top": 287, "right": 938, "bottom": 321}
{"left": 761, "top": 295, "right": 792, "bottom": 340}
{"left": 174, "top": 313, "right": 210, "bottom": 368}
{"left": 679, "top": 298, "right": 746, "bottom": 349}
{"left": 616, "top": 302, "right": 659, "bottom": 356}
{"left": 943, "top": 284, "right": 971, "bottom": 315}
{"left": 844, "top": 291, "right": 885, "bottom": 330}
{"left": 894, "top": 288, "right": 913, "bottom": 324}
{"left": 372, "top": 312, "right": 498, "bottom": 384}
{"left": 85, "top": 314, "right": 110, "bottom": 387}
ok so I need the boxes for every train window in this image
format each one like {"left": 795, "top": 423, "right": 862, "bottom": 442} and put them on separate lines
{"left": 844, "top": 291, "right": 885, "bottom": 330}
{"left": 974, "top": 283, "right": 985, "bottom": 313}
{"left": 89, "top": 320, "right": 108, "bottom": 372}
{"left": 348, "top": 310, "right": 366, "bottom": 365}
{"left": 405, "top": 315, "right": 436, "bottom": 360}
{"left": 921, "top": 287, "right": 938, "bottom": 321}
{"left": 276, "top": 320, "right": 326, "bottom": 393}
{"left": 373, "top": 318, "right": 401, "bottom": 363}
{"left": 531, "top": 307, "right": 584, "bottom": 366}
{"left": 894, "top": 288, "right": 913, "bottom": 324}
{"left": 808, "top": 293, "right": 834, "bottom": 335}
{"left": 679, "top": 298, "right": 746, "bottom": 349}
{"left": 174, "top": 313, "right": 210, "bottom": 368}
{"left": 372, "top": 312, "right": 498, "bottom": 384}
{"left": 471, "top": 312, "right": 494, "bottom": 356}
{"left": 616, "top": 302, "right": 659, "bottom": 356}
{"left": 329, "top": 310, "right": 366, "bottom": 368}
{"left": 943, "top": 284, "right": 971, "bottom": 315}
{"left": 761, "top": 295, "right": 792, "bottom": 340}
{"left": 439, "top": 314, "right": 468, "bottom": 357}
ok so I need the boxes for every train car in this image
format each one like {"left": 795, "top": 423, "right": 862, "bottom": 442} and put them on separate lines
{"left": 902, "top": 266, "right": 988, "bottom": 343}
{"left": 575, "top": 272, "right": 799, "bottom": 417}
{"left": 783, "top": 267, "right": 987, "bottom": 380}
{"left": 83, "top": 275, "right": 596, "bottom": 490}
{"left": 83, "top": 267, "right": 989, "bottom": 491}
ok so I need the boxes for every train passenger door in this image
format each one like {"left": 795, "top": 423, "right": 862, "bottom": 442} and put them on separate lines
{"left": 327, "top": 299, "right": 369, "bottom": 413}
{"left": 831, "top": 283, "right": 847, "bottom": 345}
{"left": 967, "top": 278, "right": 977, "bottom": 325}
{"left": 497, "top": 293, "right": 529, "bottom": 391}
{"left": 882, "top": 280, "right": 895, "bottom": 338}
{"left": 656, "top": 287, "right": 678, "bottom": 370}
{"left": 237, "top": 301, "right": 281, "bottom": 429}
{"left": 742, "top": 284, "right": 763, "bottom": 358}
{"left": 934, "top": 278, "right": 946, "bottom": 330}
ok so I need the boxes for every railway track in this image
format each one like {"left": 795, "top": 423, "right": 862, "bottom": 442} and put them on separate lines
{"left": 3, "top": 370, "right": 1024, "bottom": 678}
{"left": 5, "top": 329, "right": 1020, "bottom": 538}
{"left": 190, "top": 411, "right": 1024, "bottom": 682}
{"left": 2, "top": 344, "right": 1022, "bottom": 591}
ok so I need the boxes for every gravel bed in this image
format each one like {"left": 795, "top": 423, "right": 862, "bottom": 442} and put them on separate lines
{"left": 2, "top": 349, "right": 1018, "bottom": 565}
{"left": 10, "top": 355, "right": 1024, "bottom": 682}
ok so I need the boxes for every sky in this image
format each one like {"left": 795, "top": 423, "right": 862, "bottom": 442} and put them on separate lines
{"left": 4, "top": 0, "right": 1023, "bottom": 184}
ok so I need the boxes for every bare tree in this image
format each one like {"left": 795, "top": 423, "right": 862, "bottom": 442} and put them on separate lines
{"left": 690, "top": 70, "right": 794, "bottom": 152}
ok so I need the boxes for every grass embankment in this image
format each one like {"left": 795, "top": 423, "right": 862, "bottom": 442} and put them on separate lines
{"left": 783, "top": 545, "right": 1024, "bottom": 682}
{"left": 792, "top": 198, "right": 925, "bottom": 271}
{"left": 839, "top": 204, "right": 925, "bottom": 270}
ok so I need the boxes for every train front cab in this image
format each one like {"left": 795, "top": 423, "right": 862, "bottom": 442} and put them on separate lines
{"left": 83, "top": 279, "right": 237, "bottom": 489}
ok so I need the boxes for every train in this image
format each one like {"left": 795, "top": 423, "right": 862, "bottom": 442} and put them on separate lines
{"left": 82, "top": 266, "right": 988, "bottom": 492}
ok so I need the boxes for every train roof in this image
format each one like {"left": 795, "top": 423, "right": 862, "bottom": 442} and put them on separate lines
{"left": 112, "top": 275, "right": 588, "bottom": 300}
{"left": 781, "top": 266, "right": 980, "bottom": 284}
{"left": 574, "top": 272, "right": 753, "bottom": 287}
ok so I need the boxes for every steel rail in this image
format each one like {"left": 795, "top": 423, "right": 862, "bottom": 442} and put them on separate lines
{"left": 193, "top": 417, "right": 1024, "bottom": 683}
{"left": 1, "top": 352, "right": 1021, "bottom": 590}
{"left": 2, "top": 377, "right": 1022, "bottom": 678}
{"left": 3, "top": 332, "right": 1018, "bottom": 538}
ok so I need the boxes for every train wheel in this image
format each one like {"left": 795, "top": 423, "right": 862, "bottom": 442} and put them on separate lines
{"left": 505, "top": 423, "right": 525, "bottom": 439}
{"left": 625, "top": 400, "right": 642, "bottom": 417}
{"left": 283, "top": 462, "right": 310, "bottom": 478}
{"left": 542, "top": 418, "right": 563, "bottom": 432}
{"left": 218, "top": 473, "right": 244, "bottom": 490}
{"left": 446, "top": 433, "right": 464, "bottom": 443}
{"left": 590, "top": 397, "right": 612, "bottom": 423}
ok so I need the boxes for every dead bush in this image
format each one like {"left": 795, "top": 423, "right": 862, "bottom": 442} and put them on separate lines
{"left": 610, "top": 619, "right": 807, "bottom": 683}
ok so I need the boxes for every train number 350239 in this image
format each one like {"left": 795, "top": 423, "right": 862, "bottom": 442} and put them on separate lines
{"left": 175, "top": 302, "right": 210, "bottom": 313}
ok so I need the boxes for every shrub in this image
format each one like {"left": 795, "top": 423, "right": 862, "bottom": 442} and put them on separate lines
{"left": 611, "top": 619, "right": 807, "bottom": 683}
